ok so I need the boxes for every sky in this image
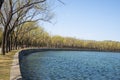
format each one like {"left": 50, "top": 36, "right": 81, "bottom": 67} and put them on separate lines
{"left": 42, "top": 0, "right": 120, "bottom": 41}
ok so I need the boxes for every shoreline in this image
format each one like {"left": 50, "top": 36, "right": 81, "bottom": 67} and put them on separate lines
{"left": 10, "top": 48, "right": 120, "bottom": 80}
{"left": 20, "top": 48, "right": 120, "bottom": 55}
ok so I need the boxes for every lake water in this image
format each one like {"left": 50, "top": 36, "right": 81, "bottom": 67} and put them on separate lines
{"left": 20, "top": 51, "right": 120, "bottom": 80}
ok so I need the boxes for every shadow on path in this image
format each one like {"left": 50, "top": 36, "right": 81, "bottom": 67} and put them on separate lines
{"left": 17, "top": 78, "right": 22, "bottom": 80}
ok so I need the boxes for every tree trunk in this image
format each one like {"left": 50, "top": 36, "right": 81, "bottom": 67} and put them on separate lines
{"left": 0, "top": 0, "right": 4, "bottom": 10}
{"left": 14, "top": 36, "right": 18, "bottom": 50}
{"left": 1, "top": 32, "right": 6, "bottom": 55}
{"left": 8, "top": 34, "right": 11, "bottom": 52}
{"left": 1, "top": 30, "right": 7, "bottom": 55}
{"left": 10, "top": 34, "right": 13, "bottom": 50}
{"left": 5, "top": 32, "right": 10, "bottom": 53}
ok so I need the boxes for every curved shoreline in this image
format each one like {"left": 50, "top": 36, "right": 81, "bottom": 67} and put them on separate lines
{"left": 10, "top": 48, "right": 120, "bottom": 80}
{"left": 19, "top": 48, "right": 120, "bottom": 57}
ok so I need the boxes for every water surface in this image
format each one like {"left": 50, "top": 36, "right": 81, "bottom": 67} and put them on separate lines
{"left": 20, "top": 51, "right": 120, "bottom": 80}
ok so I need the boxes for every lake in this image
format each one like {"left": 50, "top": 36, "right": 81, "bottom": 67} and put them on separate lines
{"left": 20, "top": 51, "right": 120, "bottom": 80}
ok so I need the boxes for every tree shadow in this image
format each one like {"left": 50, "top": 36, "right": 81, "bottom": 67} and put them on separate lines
{"left": 17, "top": 78, "right": 22, "bottom": 80}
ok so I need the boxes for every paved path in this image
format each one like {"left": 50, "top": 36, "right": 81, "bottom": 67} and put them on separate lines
{"left": 10, "top": 51, "right": 22, "bottom": 80}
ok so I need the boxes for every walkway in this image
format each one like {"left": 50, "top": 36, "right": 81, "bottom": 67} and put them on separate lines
{"left": 10, "top": 51, "right": 22, "bottom": 80}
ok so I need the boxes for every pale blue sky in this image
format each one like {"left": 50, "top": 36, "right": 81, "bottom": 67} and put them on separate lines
{"left": 42, "top": 0, "right": 120, "bottom": 41}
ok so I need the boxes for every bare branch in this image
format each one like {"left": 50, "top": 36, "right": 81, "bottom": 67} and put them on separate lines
{"left": 57, "top": 0, "right": 65, "bottom": 5}
{"left": 13, "top": 0, "right": 46, "bottom": 15}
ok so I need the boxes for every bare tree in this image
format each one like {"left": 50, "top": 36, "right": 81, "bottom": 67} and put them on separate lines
{"left": 0, "top": 0, "right": 53, "bottom": 55}
{"left": 0, "top": 0, "right": 63, "bottom": 55}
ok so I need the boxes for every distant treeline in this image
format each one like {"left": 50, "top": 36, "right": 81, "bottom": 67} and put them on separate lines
{"left": 0, "top": 22, "right": 120, "bottom": 52}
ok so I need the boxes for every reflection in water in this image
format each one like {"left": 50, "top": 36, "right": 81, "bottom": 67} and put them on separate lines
{"left": 20, "top": 51, "right": 120, "bottom": 80}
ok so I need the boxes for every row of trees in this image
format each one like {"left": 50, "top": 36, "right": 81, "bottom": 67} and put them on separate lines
{"left": 0, "top": 21, "right": 120, "bottom": 55}
{"left": 0, "top": 0, "right": 56, "bottom": 55}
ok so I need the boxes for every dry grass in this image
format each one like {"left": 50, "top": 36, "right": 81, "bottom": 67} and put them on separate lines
{"left": 0, "top": 50, "right": 18, "bottom": 80}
